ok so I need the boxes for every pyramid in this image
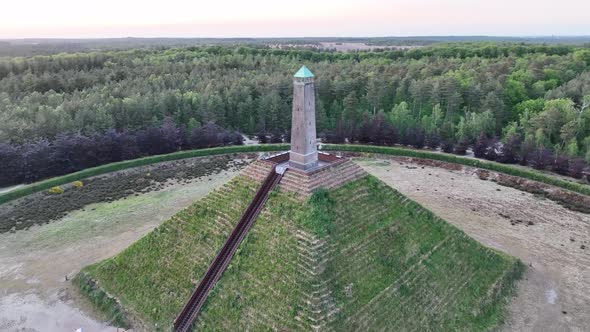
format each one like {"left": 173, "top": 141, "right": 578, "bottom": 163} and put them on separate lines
{"left": 77, "top": 167, "right": 523, "bottom": 331}
{"left": 76, "top": 65, "right": 523, "bottom": 331}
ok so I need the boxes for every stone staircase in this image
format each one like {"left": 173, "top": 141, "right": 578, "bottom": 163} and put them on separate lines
{"left": 241, "top": 156, "right": 367, "bottom": 198}
{"left": 280, "top": 159, "right": 367, "bottom": 197}
{"left": 241, "top": 160, "right": 275, "bottom": 182}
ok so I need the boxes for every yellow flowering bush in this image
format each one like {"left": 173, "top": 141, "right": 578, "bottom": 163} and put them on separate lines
{"left": 48, "top": 186, "right": 65, "bottom": 195}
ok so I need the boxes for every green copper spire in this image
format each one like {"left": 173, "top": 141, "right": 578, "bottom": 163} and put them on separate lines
{"left": 294, "top": 65, "right": 314, "bottom": 78}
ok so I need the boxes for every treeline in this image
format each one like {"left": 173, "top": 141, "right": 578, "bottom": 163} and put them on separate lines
{"left": 0, "top": 43, "right": 583, "bottom": 80}
{"left": 0, "top": 119, "right": 242, "bottom": 187}
{"left": 318, "top": 109, "right": 587, "bottom": 179}
{"left": 344, "top": 92, "right": 590, "bottom": 178}
{"left": 3, "top": 36, "right": 589, "bottom": 57}
{"left": 1, "top": 43, "right": 590, "bottom": 180}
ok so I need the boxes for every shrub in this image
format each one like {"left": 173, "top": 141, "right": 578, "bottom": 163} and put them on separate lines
{"left": 270, "top": 130, "right": 283, "bottom": 143}
{"left": 357, "top": 114, "right": 373, "bottom": 143}
{"left": 425, "top": 134, "right": 441, "bottom": 150}
{"left": 72, "top": 180, "right": 84, "bottom": 188}
{"left": 552, "top": 154, "right": 570, "bottom": 175}
{"left": 453, "top": 140, "right": 468, "bottom": 155}
{"left": 406, "top": 127, "right": 425, "bottom": 149}
{"left": 531, "top": 147, "right": 553, "bottom": 170}
{"left": 441, "top": 140, "right": 454, "bottom": 153}
{"left": 485, "top": 146, "right": 498, "bottom": 161}
{"left": 381, "top": 125, "right": 398, "bottom": 146}
{"left": 232, "top": 132, "right": 244, "bottom": 145}
{"left": 473, "top": 133, "right": 489, "bottom": 158}
{"left": 282, "top": 130, "right": 291, "bottom": 143}
{"left": 484, "top": 139, "right": 499, "bottom": 161}
{"left": 322, "top": 130, "right": 345, "bottom": 144}
{"left": 0, "top": 143, "right": 24, "bottom": 187}
{"left": 497, "top": 135, "right": 521, "bottom": 164}
{"left": 519, "top": 142, "right": 535, "bottom": 166}
{"left": 568, "top": 158, "right": 586, "bottom": 179}
{"left": 256, "top": 132, "right": 269, "bottom": 144}
{"left": 48, "top": 186, "right": 65, "bottom": 195}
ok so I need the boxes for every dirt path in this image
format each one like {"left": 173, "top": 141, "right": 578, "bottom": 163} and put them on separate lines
{"left": 357, "top": 158, "right": 590, "bottom": 332}
{"left": 0, "top": 164, "right": 246, "bottom": 332}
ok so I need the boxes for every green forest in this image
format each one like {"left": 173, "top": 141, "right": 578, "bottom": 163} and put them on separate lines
{"left": 1, "top": 42, "right": 590, "bottom": 185}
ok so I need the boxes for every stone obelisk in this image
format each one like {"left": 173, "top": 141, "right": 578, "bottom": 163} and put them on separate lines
{"left": 289, "top": 65, "right": 318, "bottom": 171}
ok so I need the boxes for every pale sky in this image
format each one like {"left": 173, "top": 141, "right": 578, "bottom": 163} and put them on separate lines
{"left": 1, "top": 0, "right": 589, "bottom": 38}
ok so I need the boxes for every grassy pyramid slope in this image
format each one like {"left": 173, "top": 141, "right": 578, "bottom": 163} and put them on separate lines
{"left": 78, "top": 175, "right": 523, "bottom": 331}
{"left": 78, "top": 176, "right": 260, "bottom": 328}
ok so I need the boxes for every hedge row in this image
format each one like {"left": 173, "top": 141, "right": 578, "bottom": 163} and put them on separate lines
{"left": 321, "top": 144, "right": 590, "bottom": 196}
{"left": 2, "top": 143, "right": 589, "bottom": 205}
{"left": 0, "top": 144, "right": 288, "bottom": 205}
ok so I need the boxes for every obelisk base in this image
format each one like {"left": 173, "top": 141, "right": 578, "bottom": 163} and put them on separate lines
{"left": 289, "top": 150, "right": 319, "bottom": 171}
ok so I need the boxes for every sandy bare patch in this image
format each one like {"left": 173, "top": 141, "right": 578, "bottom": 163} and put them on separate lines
{"left": 357, "top": 158, "right": 590, "bottom": 332}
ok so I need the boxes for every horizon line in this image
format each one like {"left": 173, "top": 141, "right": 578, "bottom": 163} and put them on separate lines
{"left": 2, "top": 35, "right": 590, "bottom": 41}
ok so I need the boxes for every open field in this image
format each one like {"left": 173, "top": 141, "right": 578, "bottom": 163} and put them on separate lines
{"left": 0, "top": 159, "right": 246, "bottom": 331}
{"left": 81, "top": 175, "right": 522, "bottom": 331}
{"left": 357, "top": 158, "right": 590, "bottom": 331}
